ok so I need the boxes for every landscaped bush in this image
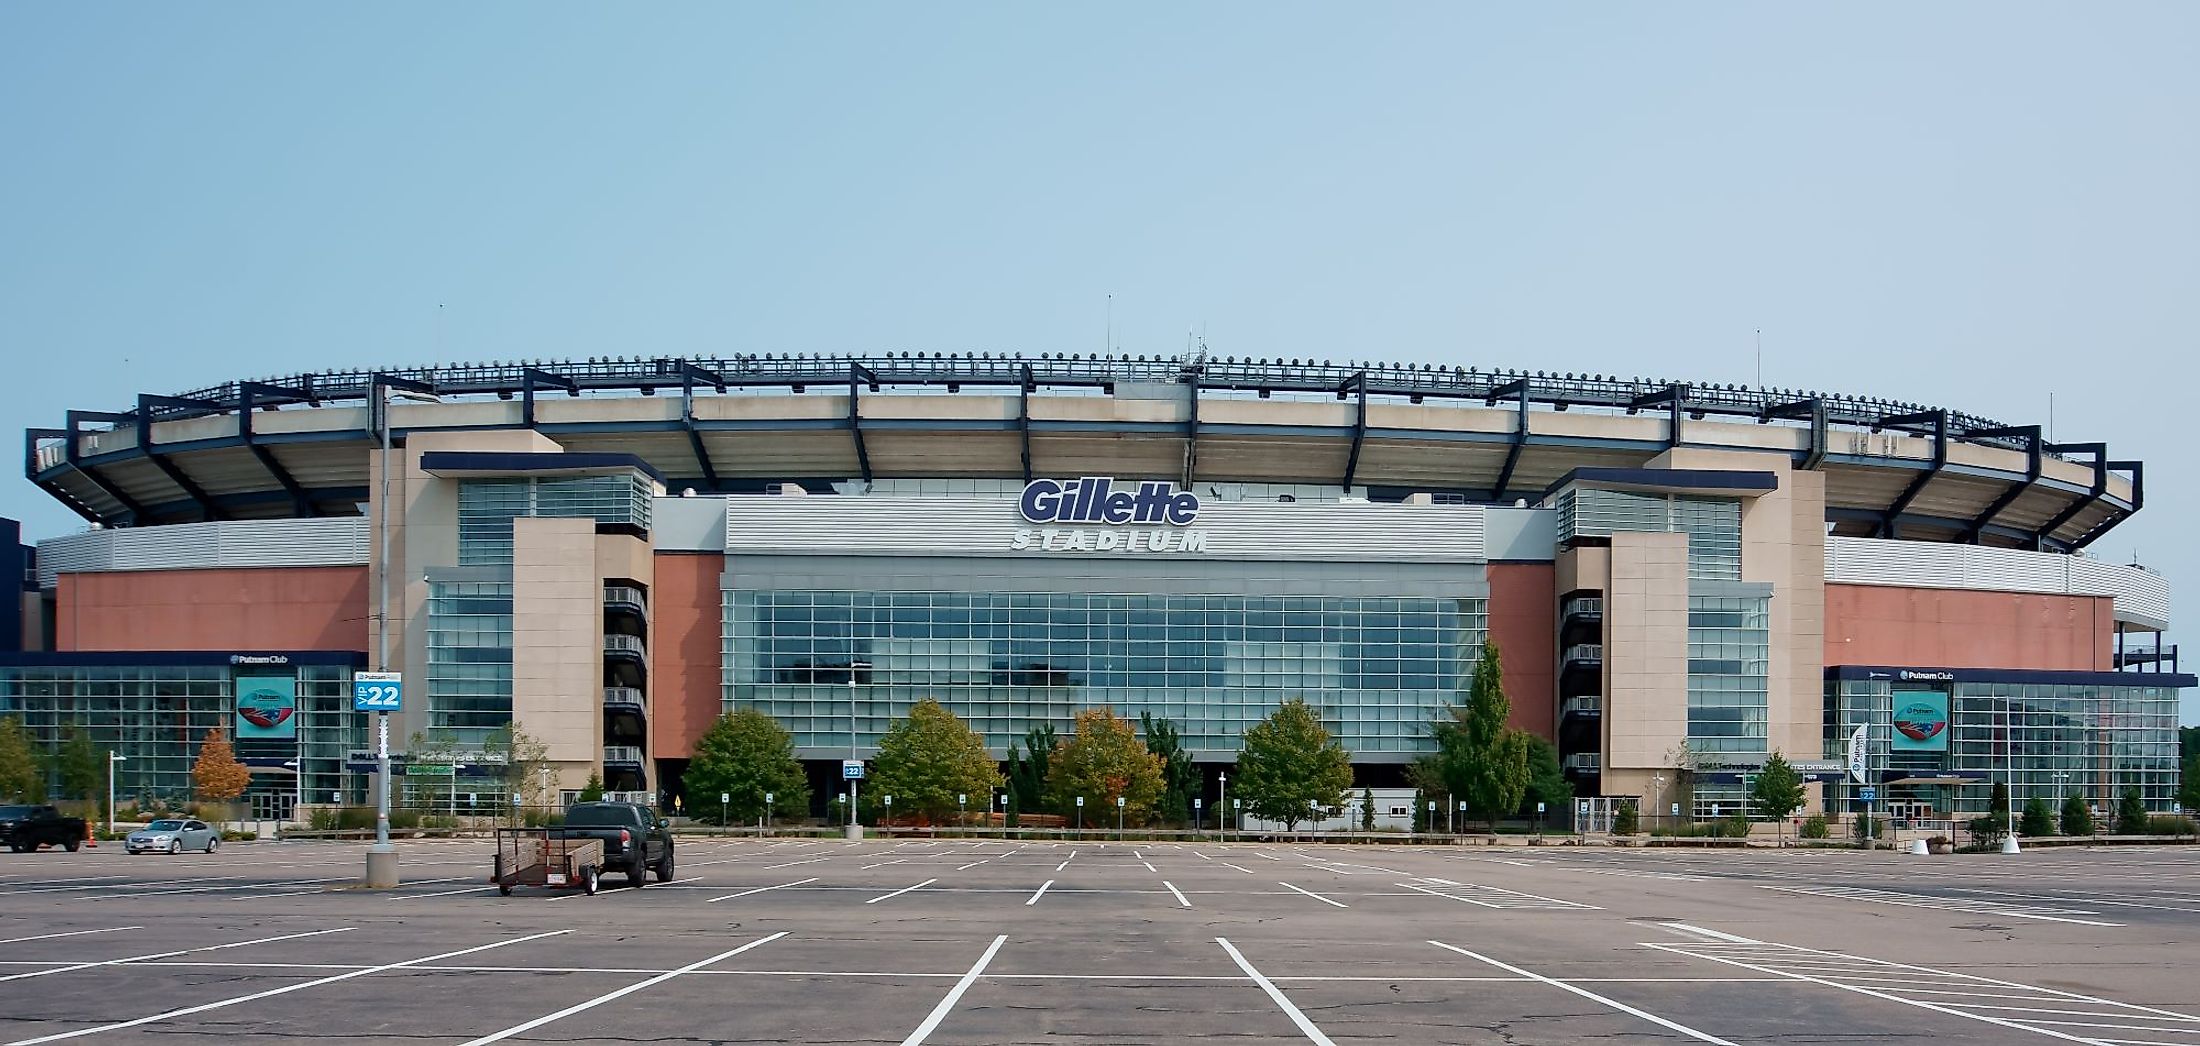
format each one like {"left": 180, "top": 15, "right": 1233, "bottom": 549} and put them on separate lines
{"left": 1966, "top": 814, "right": 2006, "bottom": 849}
{"left": 1612, "top": 803, "right": 1639, "bottom": 835}
{"left": 2145, "top": 815, "right": 2196, "bottom": 837}
{"left": 220, "top": 829, "right": 256, "bottom": 842}
{"left": 1719, "top": 814, "right": 1751, "bottom": 839}
{"left": 1800, "top": 815, "right": 1828, "bottom": 839}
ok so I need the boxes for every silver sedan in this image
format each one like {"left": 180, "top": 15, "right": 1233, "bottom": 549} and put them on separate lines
{"left": 125, "top": 819, "right": 219, "bottom": 854}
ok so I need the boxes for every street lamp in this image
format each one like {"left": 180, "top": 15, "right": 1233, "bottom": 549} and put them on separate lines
{"left": 1651, "top": 774, "right": 1665, "bottom": 832}
{"left": 280, "top": 758, "right": 304, "bottom": 839}
{"left": 846, "top": 659, "right": 871, "bottom": 840}
{"left": 449, "top": 763, "right": 467, "bottom": 821}
{"left": 106, "top": 752, "right": 126, "bottom": 838}
{"left": 2002, "top": 696, "right": 2021, "bottom": 854}
{"left": 1218, "top": 772, "right": 1228, "bottom": 840}
{"left": 368, "top": 379, "right": 439, "bottom": 889}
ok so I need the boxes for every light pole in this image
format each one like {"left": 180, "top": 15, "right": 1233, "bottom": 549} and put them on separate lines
{"left": 449, "top": 764, "right": 467, "bottom": 821}
{"left": 847, "top": 659, "right": 870, "bottom": 840}
{"left": 369, "top": 379, "right": 438, "bottom": 889}
{"left": 106, "top": 752, "right": 125, "bottom": 838}
{"left": 1651, "top": 774, "right": 1664, "bottom": 833}
{"left": 280, "top": 758, "right": 303, "bottom": 839}
{"left": 2002, "top": 696, "right": 2022, "bottom": 854}
{"left": 1218, "top": 772, "right": 1228, "bottom": 840}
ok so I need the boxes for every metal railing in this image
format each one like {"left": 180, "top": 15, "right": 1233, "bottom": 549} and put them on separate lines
{"left": 603, "top": 687, "right": 645, "bottom": 711}
{"left": 1562, "top": 596, "right": 1603, "bottom": 619}
{"left": 603, "top": 585, "right": 645, "bottom": 609}
{"left": 1562, "top": 643, "right": 1604, "bottom": 663}
{"left": 1563, "top": 753, "right": 1602, "bottom": 772}
{"left": 603, "top": 633, "right": 646, "bottom": 657}
{"left": 1562, "top": 696, "right": 1602, "bottom": 718}
{"left": 603, "top": 746, "right": 644, "bottom": 765}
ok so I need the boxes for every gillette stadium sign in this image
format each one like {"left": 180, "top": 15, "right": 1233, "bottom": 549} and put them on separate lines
{"left": 1012, "top": 478, "right": 1208, "bottom": 553}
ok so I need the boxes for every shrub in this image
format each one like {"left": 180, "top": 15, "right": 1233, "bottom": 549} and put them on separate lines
{"left": 2116, "top": 788, "right": 2150, "bottom": 836}
{"left": 1720, "top": 814, "right": 1752, "bottom": 839}
{"left": 1612, "top": 803, "right": 1639, "bottom": 835}
{"left": 522, "top": 808, "right": 565, "bottom": 827}
{"left": 219, "top": 829, "right": 257, "bottom": 842}
{"left": 2020, "top": 796, "right": 2056, "bottom": 838}
{"left": 308, "top": 808, "right": 339, "bottom": 831}
{"left": 1853, "top": 813, "right": 1879, "bottom": 840}
{"left": 2145, "top": 814, "right": 2196, "bottom": 837}
{"left": 337, "top": 806, "right": 377, "bottom": 831}
{"left": 1800, "top": 815, "right": 1828, "bottom": 839}
{"left": 1966, "top": 814, "right": 2006, "bottom": 849}
{"left": 2060, "top": 795, "right": 2094, "bottom": 836}
{"left": 388, "top": 809, "right": 422, "bottom": 830}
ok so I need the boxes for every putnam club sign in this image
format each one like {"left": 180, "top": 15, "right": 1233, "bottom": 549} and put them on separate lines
{"left": 1012, "top": 478, "right": 1208, "bottom": 553}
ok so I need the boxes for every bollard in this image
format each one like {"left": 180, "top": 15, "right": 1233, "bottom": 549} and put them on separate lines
{"left": 1906, "top": 838, "right": 1928, "bottom": 856}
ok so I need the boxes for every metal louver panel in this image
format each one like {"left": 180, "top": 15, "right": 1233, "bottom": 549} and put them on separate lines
{"left": 1826, "top": 536, "right": 2169, "bottom": 629}
{"left": 37, "top": 518, "right": 369, "bottom": 587}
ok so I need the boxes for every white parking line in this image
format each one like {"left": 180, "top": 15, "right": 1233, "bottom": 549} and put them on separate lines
{"left": 389, "top": 885, "right": 500, "bottom": 901}
{"left": 1429, "top": 941, "right": 1737, "bottom": 1045}
{"left": 1056, "top": 850, "right": 1077, "bottom": 871}
{"left": 1219, "top": 862, "right": 1255, "bottom": 874}
{"left": 1278, "top": 882, "right": 1349, "bottom": 909}
{"left": 706, "top": 877, "right": 818, "bottom": 903}
{"left": 1025, "top": 879, "right": 1055, "bottom": 906}
{"left": 0, "top": 926, "right": 352, "bottom": 983}
{"left": 1163, "top": 882, "right": 1192, "bottom": 908}
{"left": 956, "top": 860, "right": 990, "bottom": 870}
{"left": 0, "top": 927, "right": 141, "bottom": 946}
{"left": 1252, "top": 852, "right": 1282, "bottom": 861}
{"left": 897, "top": 935, "right": 1007, "bottom": 1045}
{"left": 763, "top": 857, "right": 831, "bottom": 870}
{"left": 866, "top": 878, "right": 938, "bottom": 905}
{"left": 1216, "top": 938, "right": 1336, "bottom": 1045}
{"left": 5, "top": 929, "right": 570, "bottom": 1046}
{"left": 457, "top": 931, "right": 787, "bottom": 1046}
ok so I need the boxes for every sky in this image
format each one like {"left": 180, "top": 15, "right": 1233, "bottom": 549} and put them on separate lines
{"left": 3, "top": 5, "right": 2196, "bottom": 711}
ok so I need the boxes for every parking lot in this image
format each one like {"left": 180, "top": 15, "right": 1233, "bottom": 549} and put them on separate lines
{"left": 1, "top": 837, "right": 2197, "bottom": 1044}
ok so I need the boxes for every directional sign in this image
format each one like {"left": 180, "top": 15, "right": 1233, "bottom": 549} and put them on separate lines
{"left": 353, "top": 672, "right": 403, "bottom": 712}
{"left": 1858, "top": 786, "right": 1878, "bottom": 803}
{"left": 842, "top": 760, "right": 865, "bottom": 780}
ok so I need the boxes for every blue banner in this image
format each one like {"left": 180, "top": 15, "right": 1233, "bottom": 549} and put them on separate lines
{"left": 234, "top": 674, "right": 298, "bottom": 739}
{"left": 1890, "top": 688, "right": 1949, "bottom": 752}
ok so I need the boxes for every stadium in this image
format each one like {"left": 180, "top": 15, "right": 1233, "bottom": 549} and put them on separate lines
{"left": 2, "top": 352, "right": 2186, "bottom": 827}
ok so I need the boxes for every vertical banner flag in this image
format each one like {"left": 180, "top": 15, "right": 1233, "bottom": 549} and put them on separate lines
{"left": 1846, "top": 723, "right": 1870, "bottom": 784}
{"left": 1890, "top": 689, "right": 1951, "bottom": 752}
{"left": 235, "top": 674, "right": 299, "bottom": 739}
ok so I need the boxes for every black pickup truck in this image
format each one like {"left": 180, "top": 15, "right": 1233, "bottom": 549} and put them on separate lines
{"left": 550, "top": 801, "right": 674, "bottom": 886}
{"left": 0, "top": 805, "right": 89, "bottom": 853}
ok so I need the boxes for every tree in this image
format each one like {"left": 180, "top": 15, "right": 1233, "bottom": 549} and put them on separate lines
{"left": 0, "top": 716, "right": 42, "bottom": 802}
{"left": 2020, "top": 795, "right": 2056, "bottom": 838}
{"left": 1407, "top": 755, "right": 1443, "bottom": 833}
{"left": 1750, "top": 751, "right": 1807, "bottom": 842}
{"left": 1437, "top": 642, "right": 1531, "bottom": 830}
{"left": 2061, "top": 793, "right": 2094, "bottom": 836}
{"left": 1521, "top": 736, "right": 1573, "bottom": 819}
{"left": 870, "top": 699, "right": 1002, "bottom": 823}
{"left": 1005, "top": 723, "right": 1057, "bottom": 822}
{"left": 2117, "top": 787, "right": 2150, "bottom": 835}
{"left": 484, "top": 723, "right": 553, "bottom": 808}
{"left": 1141, "top": 711, "right": 1196, "bottom": 826}
{"left": 1613, "top": 802, "right": 1639, "bottom": 835}
{"left": 1046, "top": 708, "right": 1163, "bottom": 825}
{"left": 191, "top": 728, "right": 250, "bottom": 805}
{"left": 578, "top": 772, "right": 605, "bottom": 804}
{"left": 1235, "top": 698, "right": 1353, "bottom": 832}
{"left": 684, "top": 709, "right": 810, "bottom": 825}
{"left": 56, "top": 726, "right": 104, "bottom": 803}
{"left": 1359, "top": 786, "right": 1376, "bottom": 831}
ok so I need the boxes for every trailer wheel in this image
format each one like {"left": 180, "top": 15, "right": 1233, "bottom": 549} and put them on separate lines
{"left": 498, "top": 882, "right": 513, "bottom": 896}
{"left": 583, "top": 866, "right": 600, "bottom": 895}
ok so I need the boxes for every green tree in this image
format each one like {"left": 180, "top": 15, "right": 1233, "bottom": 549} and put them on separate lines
{"left": 1521, "top": 735, "right": 1573, "bottom": 819}
{"left": 1407, "top": 755, "right": 1443, "bottom": 832}
{"left": 1613, "top": 801, "right": 1639, "bottom": 835}
{"left": 2020, "top": 795, "right": 2056, "bottom": 838}
{"left": 1437, "top": 642, "right": 1531, "bottom": 830}
{"left": 870, "top": 699, "right": 1002, "bottom": 823}
{"left": 1046, "top": 708, "right": 1163, "bottom": 825}
{"left": 0, "top": 716, "right": 42, "bottom": 802}
{"left": 1141, "top": 711, "right": 1196, "bottom": 826}
{"left": 1359, "top": 786, "right": 1376, "bottom": 831}
{"left": 2061, "top": 793, "right": 2094, "bottom": 836}
{"left": 684, "top": 709, "right": 810, "bottom": 825}
{"left": 1005, "top": 723, "right": 1057, "bottom": 822}
{"left": 1986, "top": 781, "right": 2011, "bottom": 834}
{"left": 56, "top": 726, "right": 105, "bottom": 803}
{"left": 2116, "top": 787, "right": 2150, "bottom": 835}
{"left": 484, "top": 723, "right": 553, "bottom": 808}
{"left": 577, "top": 772, "right": 605, "bottom": 804}
{"left": 1235, "top": 698, "right": 1354, "bottom": 831}
{"left": 1750, "top": 751, "right": 1807, "bottom": 842}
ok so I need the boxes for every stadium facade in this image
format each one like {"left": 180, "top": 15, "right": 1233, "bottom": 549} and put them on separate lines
{"left": 4, "top": 354, "right": 2186, "bottom": 823}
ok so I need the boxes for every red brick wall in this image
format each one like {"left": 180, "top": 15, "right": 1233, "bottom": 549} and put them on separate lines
{"left": 1486, "top": 562, "right": 1557, "bottom": 739}
{"left": 58, "top": 566, "right": 368, "bottom": 652}
{"left": 650, "top": 553, "right": 725, "bottom": 759}
{"left": 1825, "top": 584, "right": 2112, "bottom": 672}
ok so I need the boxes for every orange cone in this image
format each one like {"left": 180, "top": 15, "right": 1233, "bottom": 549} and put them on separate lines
{"left": 84, "top": 821, "right": 96, "bottom": 849}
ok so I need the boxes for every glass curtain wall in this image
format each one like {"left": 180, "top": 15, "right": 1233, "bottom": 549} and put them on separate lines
{"left": 725, "top": 590, "right": 1485, "bottom": 757}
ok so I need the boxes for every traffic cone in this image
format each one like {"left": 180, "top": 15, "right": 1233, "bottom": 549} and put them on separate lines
{"left": 84, "top": 821, "right": 97, "bottom": 849}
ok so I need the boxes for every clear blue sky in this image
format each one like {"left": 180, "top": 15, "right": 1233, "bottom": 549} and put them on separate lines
{"left": 3, "top": 5, "right": 2195, "bottom": 711}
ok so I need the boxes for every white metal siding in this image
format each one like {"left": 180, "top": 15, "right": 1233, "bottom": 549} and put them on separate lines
{"left": 1825, "top": 536, "right": 2170, "bottom": 629}
{"left": 38, "top": 518, "right": 369, "bottom": 587}
{"left": 723, "top": 495, "right": 1487, "bottom": 563}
